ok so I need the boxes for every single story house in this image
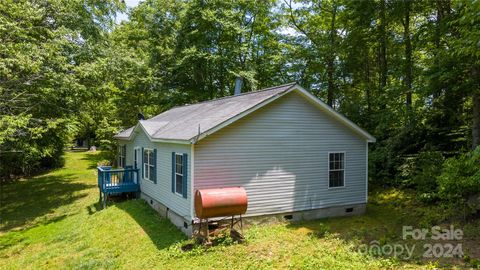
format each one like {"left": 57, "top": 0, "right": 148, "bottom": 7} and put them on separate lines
{"left": 114, "top": 82, "right": 375, "bottom": 235}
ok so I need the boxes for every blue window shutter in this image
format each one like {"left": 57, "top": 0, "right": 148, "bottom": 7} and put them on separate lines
{"left": 134, "top": 149, "right": 137, "bottom": 169}
{"left": 123, "top": 145, "right": 127, "bottom": 167}
{"left": 118, "top": 146, "right": 121, "bottom": 167}
{"left": 171, "top": 152, "right": 175, "bottom": 193}
{"left": 153, "top": 149, "right": 157, "bottom": 183}
{"left": 141, "top": 147, "right": 144, "bottom": 179}
{"left": 182, "top": 153, "right": 188, "bottom": 198}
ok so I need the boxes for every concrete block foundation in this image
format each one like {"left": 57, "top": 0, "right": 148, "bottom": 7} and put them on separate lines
{"left": 140, "top": 193, "right": 365, "bottom": 238}
{"left": 141, "top": 192, "right": 192, "bottom": 236}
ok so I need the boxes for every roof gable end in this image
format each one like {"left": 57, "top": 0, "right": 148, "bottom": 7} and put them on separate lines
{"left": 194, "top": 85, "right": 375, "bottom": 143}
{"left": 113, "top": 83, "right": 375, "bottom": 143}
{"left": 290, "top": 85, "right": 376, "bottom": 142}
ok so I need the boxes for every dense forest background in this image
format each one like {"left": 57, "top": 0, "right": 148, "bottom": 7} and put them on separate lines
{"left": 1, "top": 0, "right": 479, "bottom": 218}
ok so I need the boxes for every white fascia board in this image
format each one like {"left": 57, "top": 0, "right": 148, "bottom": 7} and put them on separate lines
{"left": 192, "top": 84, "right": 376, "bottom": 143}
{"left": 292, "top": 85, "right": 376, "bottom": 143}
{"left": 115, "top": 122, "right": 191, "bottom": 145}
{"left": 138, "top": 122, "right": 191, "bottom": 144}
{"left": 116, "top": 84, "right": 375, "bottom": 144}
{"left": 191, "top": 86, "right": 296, "bottom": 143}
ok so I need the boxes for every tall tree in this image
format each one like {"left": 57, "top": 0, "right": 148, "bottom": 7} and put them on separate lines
{"left": 378, "top": 0, "right": 388, "bottom": 92}
{"left": 326, "top": 1, "right": 338, "bottom": 107}
{"left": 0, "top": 0, "right": 123, "bottom": 177}
{"left": 449, "top": 0, "right": 480, "bottom": 148}
{"left": 283, "top": 0, "right": 341, "bottom": 107}
{"left": 402, "top": 0, "right": 413, "bottom": 113}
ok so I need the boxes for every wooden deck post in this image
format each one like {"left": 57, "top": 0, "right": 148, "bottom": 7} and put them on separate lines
{"left": 97, "top": 166, "right": 140, "bottom": 209}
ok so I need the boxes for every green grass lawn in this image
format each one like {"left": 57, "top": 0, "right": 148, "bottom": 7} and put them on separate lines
{"left": 0, "top": 151, "right": 478, "bottom": 269}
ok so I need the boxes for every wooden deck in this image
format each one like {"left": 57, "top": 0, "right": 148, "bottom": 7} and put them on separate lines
{"left": 97, "top": 166, "right": 140, "bottom": 207}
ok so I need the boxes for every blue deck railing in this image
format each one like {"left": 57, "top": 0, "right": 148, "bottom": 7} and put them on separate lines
{"left": 97, "top": 166, "right": 140, "bottom": 195}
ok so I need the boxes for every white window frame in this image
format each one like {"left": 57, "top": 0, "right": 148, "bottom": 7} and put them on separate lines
{"left": 118, "top": 145, "right": 126, "bottom": 168}
{"left": 174, "top": 153, "right": 184, "bottom": 196}
{"left": 328, "top": 152, "right": 346, "bottom": 189}
{"left": 143, "top": 148, "right": 154, "bottom": 182}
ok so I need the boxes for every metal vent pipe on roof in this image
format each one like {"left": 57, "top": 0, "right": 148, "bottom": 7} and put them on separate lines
{"left": 234, "top": 77, "right": 243, "bottom": 95}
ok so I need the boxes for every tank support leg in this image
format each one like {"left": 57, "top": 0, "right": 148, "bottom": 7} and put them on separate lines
{"left": 205, "top": 218, "right": 212, "bottom": 246}
{"left": 240, "top": 214, "right": 243, "bottom": 234}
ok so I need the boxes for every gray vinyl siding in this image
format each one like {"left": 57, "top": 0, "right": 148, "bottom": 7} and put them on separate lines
{"left": 120, "top": 129, "right": 192, "bottom": 220}
{"left": 194, "top": 91, "right": 367, "bottom": 217}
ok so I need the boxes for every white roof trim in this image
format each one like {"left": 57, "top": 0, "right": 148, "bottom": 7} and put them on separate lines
{"left": 115, "top": 122, "right": 191, "bottom": 145}
{"left": 292, "top": 85, "right": 376, "bottom": 142}
{"left": 115, "top": 83, "right": 375, "bottom": 144}
{"left": 191, "top": 85, "right": 295, "bottom": 143}
{"left": 113, "top": 123, "right": 138, "bottom": 141}
{"left": 192, "top": 84, "right": 375, "bottom": 143}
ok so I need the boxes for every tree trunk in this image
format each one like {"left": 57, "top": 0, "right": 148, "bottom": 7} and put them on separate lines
{"left": 432, "top": 0, "right": 451, "bottom": 99}
{"left": 473, "top": 92, "right": 480, "bottom": 149}
{"left": 473, "top": 66, "right": 480, "bottom": 149}
{"left": 432, "top": 1, "right": 442, "bottom": 99}
{"left": 403, "top": 0, "right": 413, "bottom": 112}
{"left": 378, "top": 0, "right": 387, "bottom": 91}
{"left": 365, "top": 49, "right": 371, "bottom": 115}
{"left": 326, "top": 2, "right": 338, "bottom": 107}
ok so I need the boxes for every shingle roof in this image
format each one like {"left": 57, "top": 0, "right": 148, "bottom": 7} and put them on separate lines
{"left": 115, "top": 126, "right": 135, "bottom": 138}
{"left": 114, "top": 82, "right": 298, "bottom": 142}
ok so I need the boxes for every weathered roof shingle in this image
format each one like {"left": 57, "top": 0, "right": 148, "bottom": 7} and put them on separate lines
{"left": 114, "top": 82, "right": 297, "bottom": 141}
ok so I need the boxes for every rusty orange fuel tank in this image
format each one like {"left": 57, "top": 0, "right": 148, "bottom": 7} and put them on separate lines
{"left": 194, "top": 187, "right": 248, "bottom": 219}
